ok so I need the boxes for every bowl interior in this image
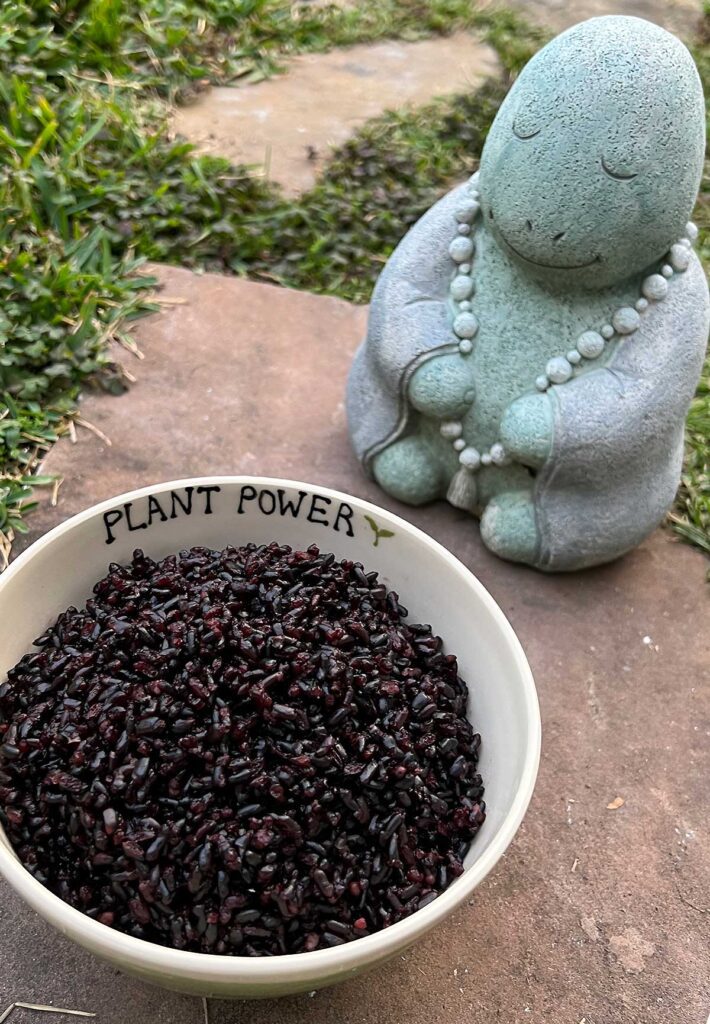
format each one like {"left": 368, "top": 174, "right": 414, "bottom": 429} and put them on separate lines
{"left": 0, "top": 477, "right": 539, "bottom": 991}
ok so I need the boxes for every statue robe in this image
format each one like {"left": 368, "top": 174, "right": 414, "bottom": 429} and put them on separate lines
{"left": 346, "top": 178, "right": 709, "bottom": 570}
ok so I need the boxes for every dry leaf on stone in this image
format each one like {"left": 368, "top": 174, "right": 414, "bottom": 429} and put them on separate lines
{"left": 607, "top": 796, "right": 625, "bottom": 810}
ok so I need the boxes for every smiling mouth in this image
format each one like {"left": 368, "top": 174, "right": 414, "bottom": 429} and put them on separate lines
{"left": 498, "top": 229, "right": 601, "bottom": 270}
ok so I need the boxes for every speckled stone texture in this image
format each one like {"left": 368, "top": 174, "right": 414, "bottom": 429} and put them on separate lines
{"left": 3, "top": 266, "right": 709, "bottom": 1023}
{"left": 347, "top": 17, "right": 709, "bottom": 572}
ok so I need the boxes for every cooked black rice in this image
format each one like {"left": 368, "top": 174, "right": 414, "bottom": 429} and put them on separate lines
{"left": 0, "top": 544, "right": 485, "bottom": 955}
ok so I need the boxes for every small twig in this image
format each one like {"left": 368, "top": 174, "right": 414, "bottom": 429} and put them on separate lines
{"left": 202, "top": 998, "right": 209, "bottom": 1024}
{"left": 74, "top": 416, "right": 112, "bottom": 447}
{"left": 152, "top": 296, "right": 188, "bottom": 307}
{"left": 51, "top": 476, "right": 63, "bottom": 507}
{"left": 675, "top": 879, "right": 708, "bottom": 914}
{"left": 0, "top": 1005, "right": 95, "bottom": 1023}
{"left": 263, "top": 141, "right": 272, "bottom": 181}
{"left": 15, "top": 1006, "right": 94, "bottom": 1018}
{"left": 68, "top": 421, "right": 77, "bottom": 445}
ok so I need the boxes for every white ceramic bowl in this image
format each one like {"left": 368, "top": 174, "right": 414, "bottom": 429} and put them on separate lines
{"left": 0, "top": 477, "right": 540, "bottom": 998}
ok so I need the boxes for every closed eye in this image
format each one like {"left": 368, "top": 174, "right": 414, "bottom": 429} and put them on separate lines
{"left": 512, "top": 121, "right": 541, "bottom": 140}
{"left": 601, "top": 156, "right": 638, "bottom": 181}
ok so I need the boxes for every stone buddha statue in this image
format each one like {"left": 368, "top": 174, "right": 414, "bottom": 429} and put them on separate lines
{"left": 346, "top": 15, "right": 709, "bottom": 571}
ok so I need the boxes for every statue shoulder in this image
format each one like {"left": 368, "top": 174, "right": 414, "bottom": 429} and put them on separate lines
{"left": 601, "top": 250, "right": 709, "bottom": 391}
{"left": 375, "top": 178, "right": 478, "bottom": 290}
{"left": 641, "top": 251, "right": 709, "bottom": 352}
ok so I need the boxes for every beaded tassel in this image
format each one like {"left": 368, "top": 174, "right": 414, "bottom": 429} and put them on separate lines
{"left": 447, "top": 467, "right": 478, "bottom": 512}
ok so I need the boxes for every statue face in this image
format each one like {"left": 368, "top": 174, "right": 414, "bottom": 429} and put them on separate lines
{"left": 479, "top": 16, "right": 705, "bottom": 289}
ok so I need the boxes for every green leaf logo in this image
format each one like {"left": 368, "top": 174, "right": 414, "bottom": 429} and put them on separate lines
{"left": 364, "top": 514, "right": 395, "bottom": 547}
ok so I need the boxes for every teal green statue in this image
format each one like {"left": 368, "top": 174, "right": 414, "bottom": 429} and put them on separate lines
{"left": 346, "top": 16, "right": 709, "bottom": 571}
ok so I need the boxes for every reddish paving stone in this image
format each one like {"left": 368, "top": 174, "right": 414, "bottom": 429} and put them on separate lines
{"left": 6, "top": 265, "right": 710, "bottom": 1023}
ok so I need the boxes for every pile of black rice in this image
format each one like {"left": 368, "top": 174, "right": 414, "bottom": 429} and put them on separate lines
{"left": 0, "top": 543, "right": 485, "bottom": 956}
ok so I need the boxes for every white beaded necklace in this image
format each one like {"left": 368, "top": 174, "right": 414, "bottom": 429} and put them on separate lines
{"left": 441, "top": 173, "right": 698, "bottom": 483}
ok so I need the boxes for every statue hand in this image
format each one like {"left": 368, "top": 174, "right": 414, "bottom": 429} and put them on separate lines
{"left": 500, "top": 392, "right": 554, "bottom": 469}
{"left": 408, "top": 353, "right": 475, "bottom": 420}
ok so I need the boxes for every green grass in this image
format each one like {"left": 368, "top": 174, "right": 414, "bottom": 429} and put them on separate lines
{"left": 1, "top": 0, "right": 543, "bottom": 100}
{"left": 0, "top": 0, "right": 707, "bottom": 563}
{"left": 265, "top": 82, "right": 511, "bottom": 302}
{"left": 671, "top": 369, "right": 710, "bottom": 555}
{"left": 673, "top": 16, "right": 710, "bottom": 558}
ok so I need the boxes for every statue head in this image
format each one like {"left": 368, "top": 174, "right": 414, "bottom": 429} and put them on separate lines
{"left": 478, "top": 16, "right": 705, "bottom": 290}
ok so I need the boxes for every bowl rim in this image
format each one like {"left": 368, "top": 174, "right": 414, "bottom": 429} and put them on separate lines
{"left": 0, "top": 476, "right": 541, "bottom": 983}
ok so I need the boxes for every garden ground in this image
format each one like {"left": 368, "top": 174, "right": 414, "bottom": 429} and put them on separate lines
{"left": 0, "top": 3, "right": 709, "bottom": 1022}
{"left": 5, "top": 262, "right": 710, "bottom": 1024}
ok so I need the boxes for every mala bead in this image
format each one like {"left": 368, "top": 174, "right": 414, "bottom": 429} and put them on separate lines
{"left": 459, "top": 447, "right": 481, "bottom": 470}
{"left": 577, "top": 331, "right": 605, "bottom": 359}
{"left": 455, "top": 198, "right": 480, "bottom": 223}
{"left": 612, "top": 307, "right": 641, "bottom": 335}
{"left": 440, "top": 421, "right": 463, "bottom": 440}
{"left": 449, "top": 237, "right": 474, "bottom": 263}
{"left": 450, "top": 276, "right": 474, "bottom": 301}
{"left": 546, "top": 357, "right": 573, "bottom": 384}
{"left": 489, "top": 443, "right": 508, "bottom": 466}
{"left": 669, "top": 243, "right": 691, "bottom": 272}
{"left": 642, "top": 274, "right": 668, "bottom": 300}
{"left": 453, "top": 312, "right": 479, "bottom": 339}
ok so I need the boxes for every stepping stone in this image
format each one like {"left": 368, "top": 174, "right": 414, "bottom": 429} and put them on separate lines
{"left": 7, "top": 264, "right": 709, "bottom": 1024}
{"left": 507, "top": 0, "right": 702, "bottom": 36}
{"left": 171, "top": 34, "right": 500, "bottom": 195}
